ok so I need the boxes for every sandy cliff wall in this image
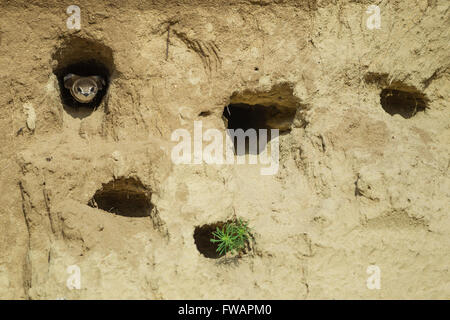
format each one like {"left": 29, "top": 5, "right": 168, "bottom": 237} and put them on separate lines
{"left": 0, "top": 0, "right": 449, "bottom": 299}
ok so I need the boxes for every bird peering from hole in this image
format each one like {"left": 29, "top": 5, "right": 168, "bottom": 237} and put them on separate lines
{"left": 64, "top": 73, "right": 105, "bottom": 103}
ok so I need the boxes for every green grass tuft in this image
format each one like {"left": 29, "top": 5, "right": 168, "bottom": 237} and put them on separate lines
{"left": 210, "top": 219, "right": 252, "bottom": 256}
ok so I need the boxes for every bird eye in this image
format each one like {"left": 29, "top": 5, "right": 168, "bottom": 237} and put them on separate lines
{"left": 77, "top": 87, "right": 82, "bottom": 93}
{"left": 90, "top": 87, "right": 95, "bottom": 93}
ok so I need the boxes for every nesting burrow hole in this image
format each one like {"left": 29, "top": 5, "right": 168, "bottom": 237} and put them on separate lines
{"left": 194, "top": 221, "right": 229, "bottom": 259}
{"left": 88, "top": 178, "right": 153, "bottom": 217}
{"left": 223, "top": 83, "right": 300, "bottom": 155}
{"left": 194, "top": 220, "right": 252, "bottom": 259}
{"left": 380, "top": 88, "right": 428, "bottom": 119}
{"left": 52, "top": 36, "right": 114, "bottom": 118}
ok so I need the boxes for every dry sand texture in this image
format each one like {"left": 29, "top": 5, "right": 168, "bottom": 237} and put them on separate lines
{"left": 0, "top": 0, "right": 449, "bottom": 299}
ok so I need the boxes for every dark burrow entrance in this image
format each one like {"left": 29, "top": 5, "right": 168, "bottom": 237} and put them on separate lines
{"left": 88, "top": 178, "right": 153, "bottom": 217}
{"left": 380, "top": 89, "right": 427, "bottom": 119}
{"left": 52, "top": 36, "right": 114, "bottom": 118}
{"left": 194, "top": 222, "right": 227, "bottom": 259}
{"left": 223, "top": 104, "right": 296, "bottom": 155}
{"left": 194, "top": 220, "right": 253, "bottom": 259}
{"left": 223, "top": 84, "right": 300, "bottom": 155}
{"left": 56, "top": 60, "right": 110, "bottom": 113}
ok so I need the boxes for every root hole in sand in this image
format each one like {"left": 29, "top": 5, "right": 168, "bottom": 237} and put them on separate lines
{"left": 88, "top": 178, "right": 153, "bottom": 217}
{"left": 380, "top": 89, "right": 427, "bottom": 119}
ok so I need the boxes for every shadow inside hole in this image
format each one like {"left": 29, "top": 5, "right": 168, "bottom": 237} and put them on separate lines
{"left": 194, "top": 222, "right": 227, "bottom": 259}
{"left": 223, "top": 104, "right": 294, "bottom": 155}
{"left": 88, "top": 178, "right": 152, "bottom": 217}
{"left": 380, "top": 89, "right": 427, "bottom": 119}
{"left": 55, "top": 60, "right": 110, "bottom": 119}
{"left": 198, "top": 111, "right": 212, "bottom": 117}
